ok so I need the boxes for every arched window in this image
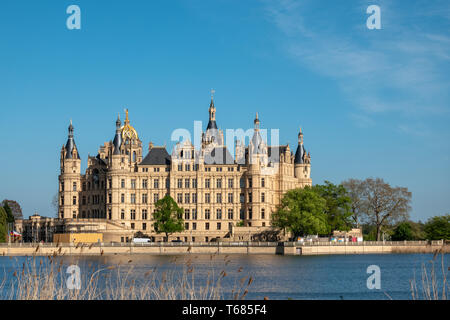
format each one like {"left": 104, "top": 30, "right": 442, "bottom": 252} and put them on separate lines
{"left": 133, "top": 151, "right": 136, "bottom": 162}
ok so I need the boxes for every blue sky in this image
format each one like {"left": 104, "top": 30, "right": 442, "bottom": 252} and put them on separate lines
{"left": 0, "top": 0, "right": 449, "bottom": 221}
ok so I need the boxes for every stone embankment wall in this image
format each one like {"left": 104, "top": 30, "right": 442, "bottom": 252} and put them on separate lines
{"left": 0, "top": 241, "right": 447, "bottom": 256}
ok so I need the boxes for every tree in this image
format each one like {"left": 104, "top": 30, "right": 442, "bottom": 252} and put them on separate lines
{"left": 271, "top": 187, "right": 328, "bottom": 239}
{"left": 342, "top": 179, "right": 365, "bottom": 227}
{"left": 1, "top": 200, "right": 23, "bottom": 220}
{"left": 153, "top": 195, "right": 184, "bottom": 242}
{"left": 0, "top": 207, "right": 7, "bottom": 243}
{"left": 424, "top": 214, "right": 450, "bottom": 240}
{"left": 391, "top": 222, "right": 414, "bottom": 241}
{"left": 3, "top": 202, "right": 15, "bottom": 223}
{"left": 312, "top": 181, "right": 353, "bottom": 234}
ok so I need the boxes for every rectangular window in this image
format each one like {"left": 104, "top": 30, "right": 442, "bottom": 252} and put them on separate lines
{"left": 177, "top": 179, "right": 183, "bottom": 188}
{"left": 185, "top": 164, "right": 190, "bottom": 171}
{"left": 142, "top": 223, "right": 147, "bottom": 230}
{"left": 216, "top": 179, "right": 222, "bottom": 188}
{"left": 192, "top": 223, "right": 197, "bottom": 230}
{"left": 261, "top": 208, "right": 265, "bottom": 220}
{"left": 217, "top": 222, "right": 221, "bottom": 230}
{"left": 261, "top": 178, "right": 265, "bottom": 188}
{"left": 185, "top": 193, "right": 190, "bottom": 204}
{"left": 248, "top": 208, "right": 252, "bottom": 220}
{"left": 73, "top": 196, "right": 77, "bottom": 205}
{"left": 205, "top": 193, "right": 210, "bottom": 204}
{"left": 131, "top": 194, "right": 136, "bottom": 204}
{"left": 192, "top": 209, "right": 197, "bottom": 220}
{"left": 131, "top": 179, "right": 136, "bottom": 189}
{"left": 228, "top": 209, "right": 233, "bottom": 220}
{"left": 131, "top": 223, "right": 135, "bottom": 230}
{"left": 73, "top": 182, "right": 77, "bottom": 191}
{"left": 142, "top": 193, "right": 148, "bottom": 204}
{"left": 261, "top": 192, "right": 265, "bottom": 203}
{"left": 216, "top": 193, "right": 222, "bottom": 204}
{"left": 185, "top": 223, "right": 189, "bottom": 230}
{"left": 185, "top": 179, "right": 190, "bottom": 189}
{"left": 240, "top": 209, "right": 245, "bottom": 220}
{"left": 178, "top": 164, "right": 183, "bottom": 171}
{"left": 166, "top": 178, "right": 170, "bottom": 188}
{"left": 177, "top": 193, "right": 183, "bottom": 203}
{"left": 121, "top": 179, "right": 125, "bottom": 188}
{"left": 154, "top": 179, "right": 159, "bottom": 189}
{"left": 248, "top": 192, "right": 252, "bottom": 203}
{"left": 240, "top": 178, "right": 245, "bottom": 188}
{"left": 192, "top": 179, "right": 197, "bottom": 188}
{"left": 192, "top": 193, "right": 197, "bottom": 203}
{"left": 248, "top": 178, "right": 252, "bottom": 188}
{"left": 228, "top": 179, "right": 233, "bottom": 188}
{"left": 121, "top": 194, "right": 125, "bottom": 203}
{"left": 121, "top": 209, "right": 125, "bottom": 220}
{"left": 130, "top": 209, "right": 136, "bottom": 220}
{"left": 228, "top": 193, "right": 233, "bottom": 203}
{"left": 240, "top": 193, "right": 244, "bottom": 203}
{"left": 185, "top": 209, "right": 190, "bottom": 220}
{"left": 108, "top": 193, "right": 112, "bottom": 204}
{"left": 205, "top": 209, "right": 210, "bottom": 220}
{"left": 205, "top": 179, "right": 210, "bottom": 189}
{"left": 216, "top": 209, "right": 222, "bottom": 220}
{"left": 205, "top": 222, "right": 210, "bottom": 230}
{"left": 142, "top": 209, "right": 148, "bottom": 220}
{"left": 142, "top": 179, "right": 148, "bottom": 189}
{"left": 154, "top": 193, "right": 159, "bottom": 203}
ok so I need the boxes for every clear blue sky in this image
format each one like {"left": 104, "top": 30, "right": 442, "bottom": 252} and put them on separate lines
{"left": 0, "top": 0, "right": 449, "bottom": 221}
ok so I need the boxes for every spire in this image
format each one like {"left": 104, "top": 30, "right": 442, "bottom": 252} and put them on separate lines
{"left": 65, "top": 120, "right": 80, "bottom": 159}
{"left": 121, "top": 108, "right": 139, "bottom": 140}
{"left": 294, "top": 127, "right": 306, "bottom": 164}
{"left": 207, "top": 89, "right": 218, "bottom": 130}
{"left": 254, "top": 112, "right": 260, "bottom": 131}
{"left": 113, "top": 113, "right": 122, "bottom": 155}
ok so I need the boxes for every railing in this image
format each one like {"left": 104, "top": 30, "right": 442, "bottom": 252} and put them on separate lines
{"left": 0, "top": 240, "right": 445, "bottom": 248}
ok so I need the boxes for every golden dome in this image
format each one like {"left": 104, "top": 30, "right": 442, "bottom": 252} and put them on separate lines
{"left": 121, "top": 109, "right": 139, "bottom": 140}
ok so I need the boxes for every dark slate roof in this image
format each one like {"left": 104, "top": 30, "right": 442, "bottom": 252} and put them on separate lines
{"left": 113, "top": 132, "right": 122, "bottom": 155}
{"left": 65, "top": 138, "right": 80, "bottom": 159}
{"left": 204, "top": 147, "right": 234, "bottom": 165}
{"left": 207, "top": 120, "right": 218, "bottom": 130}
{"left": 140, "top": 147, "right": 171, "bottom": 165}
{"left": 294, "top": 144, "right": 306, "bottom": 164}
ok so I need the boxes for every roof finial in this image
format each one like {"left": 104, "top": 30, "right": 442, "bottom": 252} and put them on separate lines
{"left": 254, "top": 112, "right": 260, "bottom": 130}
{"left": 210, "top": 88, "right": 215, "bottom": 101}
{"left": 298, "top": 127, "right": 304, "bottom": 145}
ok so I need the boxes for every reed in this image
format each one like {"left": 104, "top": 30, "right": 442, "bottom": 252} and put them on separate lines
{"left": 0, "top": 253, "right": 254, "bottom": 300}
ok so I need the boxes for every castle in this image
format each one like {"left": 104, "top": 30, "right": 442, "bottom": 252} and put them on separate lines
{"left": 55, "top": 95, "right": 312, "bottom": 242}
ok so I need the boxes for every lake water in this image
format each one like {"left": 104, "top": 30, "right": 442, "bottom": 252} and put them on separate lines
{"left": 1, "top": 253, "right": 448, "bottom": 300}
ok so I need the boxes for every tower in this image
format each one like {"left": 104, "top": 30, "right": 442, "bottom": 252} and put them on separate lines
{"left": 294, "top": 127, "right": 312, "bottom": 186}
{"left": 120, "top": 109, "right": 143, "bottom": 170}
{"left": 59, "top": 120, "right": 81, "bottom": 219}
{"left": 202, "top": 90, "right": 224, "bottom": 148}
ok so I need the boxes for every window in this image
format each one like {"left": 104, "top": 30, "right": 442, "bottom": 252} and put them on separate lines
{"left": 131, "top": 194, "right": 136, "bottom": 204}
{"left": 177, "top": 179, "right": 182, "bottom": 188}
{"left": 216, "top": 178, "right": 222, "bottom": 188}
{"left": 228, "top": 193, "right": 233, "bottom": 203}
{"left": 216, "top": 209, "right": 222, "bottom": 220}
{"left": 248, "top": 178, "right": 252, "bottom": 188}
{"left": 142, "top": 209, "right": 148, "bottom": 220}
{"left": 131, "top": 179, "right": 136, "bottom": 189}
{"left": 73, "top": 196, "right": 77, "bottom": 205}
{"left": 185, "top": 209, "right": 190, "bottom": 220}
{"left": 142, "top": 179, "right": 148, "bottom": 189}
{"left": 248, "top": 192, "right": 252, "bottom": 203}
{"left": 121, "top": 209, "right": 125, "bottom": 219}
{"left": 108, "top": 193, "right": 112, "bottom": 204}
{"left": 142, "top": 194, "right": 148, "bottom": 204}
{"left": 108, "top": 179, "right": 112, "bottom": 189}
{"left": 185, "top": 193, "right": 190, "bottom": 204}
{"left": 121, "top": 194, "right": 125, "bottom": 203}
{"left": 205, "top": 193, "right": 210, "bottom": 204}
{"left": 240, "top": 209, "right": 245, "bottom": 220}
{"left": 73, "top": 182, "right": 77, "bottom": 191}
{"left": 228, "top": 209, "right": 233, "bottom": 220}
{"left": 153, "top": 167, "right": 160, "bottom": 172}
{"left": 240, "top": 178, "right": 245, "bottom": 188}
{"left": 205, "top": 179, "right": 210, "bottom": 189}
{"left": 166, "top": 178, "right": 170, "bottom": 188}
{"left": 185, "top": 179, "right": 190, "bottom": 189}
{"left": 61, "top": 182, "right": 65, "bottom": 191}
{"left": 142, "top": 223, "right": 147, "bottom": 230}
{"left": 192, "top": 179, "right": 197, "bottom": 188}
{"left": 121, "top": 179, "right": 125, "bottom": 188}
{"left": 261, "top": 208, "right": 265, "bottom": 220}
{"left": 185, "top": 223, "right": 189, "bottom": 230}
{"left": 154, "top": 179, "right": 159, "bottom": 189}
{"left": 205, "top": 222, "right": 210, "bottom": 230}
{"left": 240, "top": 193, "right": 244, "bottom": 203}
{"left": 178, "top": 164, "right": 183, "bottom": 171}
{"left": 130, "top": 210, "right": 136, "bottom": 220}
{"left": 261, "top": 178, "right": 265, "bottom": 188}
{"left": 216, "top": 193, "right": 222, "bottom": 204}
{"left": 192, "top": 193, "right": 197, "bottom": 203}
{"left": 217, "top": 223, "right": 221, "bottom": 230}
{"left": 177, "top": 193, "right": 183, "bottom": 203}
{"left": 131, "top": 223, "right": 135, "bottom": 230}
{"left": 192, "top": 223, "right": 197, "bottom": 230}
{"left": 205, "top": 209, "right": 211, "bottom": 220}
{"left": 228, "top": 179, "right": 233, "bottom": 188}
{"left": 192, "top": 209, "right": 197, "bottom": 220}
{"left": 261, "top": 192, "right": 265, "bottom": 203}
{"left": 229, "top": 222, "right": 233, "bottom": 230}
{"left": 154, "top": 193, "right": 159, "bottom": 203}
{"left": 108, "top": 209, "right": 112, "bottom": 220}
{"left": 248, "top": 208, "right": 253, "bottom": 220}
{"left": 185, "top": 164, "right": 190, "bottom": 171}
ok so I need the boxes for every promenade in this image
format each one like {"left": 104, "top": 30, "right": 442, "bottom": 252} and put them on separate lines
{"left": 0, "top": 240, "right": 447, "bottom": 256}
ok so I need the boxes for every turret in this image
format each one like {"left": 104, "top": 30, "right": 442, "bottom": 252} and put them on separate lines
{"left": 294, "top": 127, "right": 312, "bottom": 186}
{"left": 59, "top": 120, "right": 82, "bottom": 219}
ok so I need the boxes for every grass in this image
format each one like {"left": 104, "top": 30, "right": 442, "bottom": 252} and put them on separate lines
{"left": 0, "top": 253, "right": 254, "bottom": 300}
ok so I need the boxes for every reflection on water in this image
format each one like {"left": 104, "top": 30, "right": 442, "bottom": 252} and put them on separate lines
{"left": 1, "top": 253, "right": 448, "bottom": 300}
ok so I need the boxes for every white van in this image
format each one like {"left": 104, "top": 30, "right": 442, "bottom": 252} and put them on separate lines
{"left": 132, "top": 238, "right": 151, "bottom": 243}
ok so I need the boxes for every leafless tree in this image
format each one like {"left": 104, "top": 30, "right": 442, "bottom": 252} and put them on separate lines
{"left": 342, "top": 178, "right": 365, "bottom": 227}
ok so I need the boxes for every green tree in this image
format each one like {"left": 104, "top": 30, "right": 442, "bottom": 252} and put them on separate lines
{"left": 3, "top": 202, "right": 15, "bottom": 224}
{"left": 271, "top": 187, "right": 328, "bottom": 239}
{"left": 312, "top": 181, "right": 353, "bottom": 234}
{"left": 391, "top": 222, "right": 414, "bottom": 241}
{"left": 424, "top": 214, "right": 450, "bottom": 240}
{"left": 153, "top": 195, "right": 184, "bottom": 242}
{"left": 1, "top": 200, "right": 23, "bottom": 220}
{"left": 0, "top": 207, "right": 7, "bottom": 243}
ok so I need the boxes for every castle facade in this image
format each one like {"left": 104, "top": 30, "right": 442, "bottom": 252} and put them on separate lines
{"left": 57, "top": 96, "right": 312, "bottom": 242}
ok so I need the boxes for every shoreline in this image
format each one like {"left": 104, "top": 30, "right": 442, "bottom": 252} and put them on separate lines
{"left": 1, "top": 241, "right": 447, "bottom": 256}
